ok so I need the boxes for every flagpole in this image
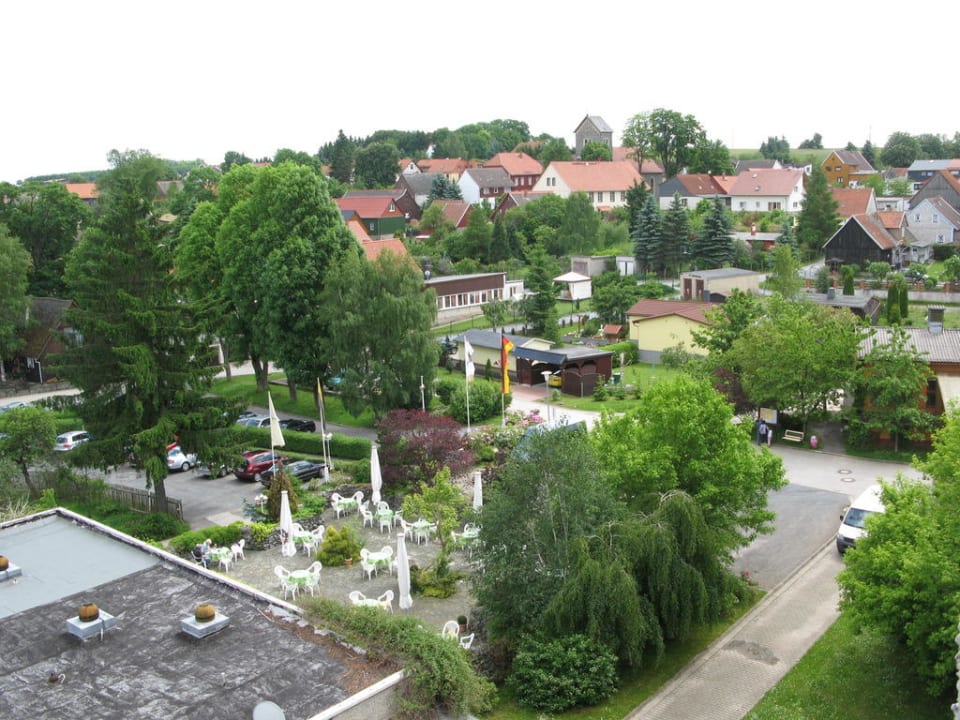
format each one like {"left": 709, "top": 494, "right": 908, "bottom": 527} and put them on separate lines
{"left": 317, "top": 378, "right": 332, "bottom": 481}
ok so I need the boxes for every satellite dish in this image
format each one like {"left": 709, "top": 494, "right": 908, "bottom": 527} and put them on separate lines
{"left": 253, "top": 700, "right": 286, "bottom": 720}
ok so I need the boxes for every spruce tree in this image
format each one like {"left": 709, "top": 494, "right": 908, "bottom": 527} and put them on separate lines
{"left": 796, "top": 165, "right": 840, "bottom": 259}
{"left": 524, "top": 243, "right": 560, "bottom": 340}
{"left": 329, "top": 130, "right": 355, "bottom": 184}
{"left": 625, "top": 181, "right": 649, "bottom": 239}
{"left": 690, "top": 196, "right": 732, "bottom": 269}
{"left": 58, "top": 152, "right": 228, "bottom": 508}
{"left": 632, "top": 195, "right": 662, "bottom": 275}
{"left": 660, "top": 193, "right": 690, "bottom": 277}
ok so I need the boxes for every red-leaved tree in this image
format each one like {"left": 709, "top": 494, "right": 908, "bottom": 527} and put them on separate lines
{"left": 376, "top": 410, "right": 474, "bottom": 489}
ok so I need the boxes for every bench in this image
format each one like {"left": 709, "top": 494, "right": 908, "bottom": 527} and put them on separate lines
{"left": 782, "top": 430, "right": 805, "bottom": 443}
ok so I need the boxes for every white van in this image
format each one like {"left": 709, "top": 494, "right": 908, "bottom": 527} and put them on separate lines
{"left": 836, "top": 484, "right": 885, "bottom": 554}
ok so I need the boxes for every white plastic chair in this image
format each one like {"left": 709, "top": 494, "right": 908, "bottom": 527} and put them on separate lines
{"left": 274, "top": 565, "right": 296, "bottom": 600}
{"left": 348, "top": 590, "right": 366, "bottom": 606}
{"left": 379, "top": 545, "right": 394, "bottom": 574}
{"left": 458, "top": 633, "right": 475, "bottom": 649}
{"left": 351, "top": 490, "right": 364, "bottom": 512}
{"left": 378, "top": 512, "right": 392, "bottom": 535}
{"left": 378, "top": 589, "right": 394, "bottom": 612}
{"left": 304, "top": 561, "right": 322, "bottom": 596}
{"left": 360, "top": 558, "right": 378, "bottom": 580}
{"left": 441, "top": 620, "right": 459, "bottom": 638}
{"left": 360, "top": 504, "right": 374, "bottom": 528}
{"left": 377, "top": 501, "right": 390, "bottom": 513}
{"left": 232, "top": 538, "right": 246, "bottom": 561}
{"left": 400, "top": 518, "right": 414, "bottom": 540}
{"left": 392, "top": 509, "right": 404, "bottom": 529}
{"left": 331, "top": 492, "right": 346, "bottom": 518}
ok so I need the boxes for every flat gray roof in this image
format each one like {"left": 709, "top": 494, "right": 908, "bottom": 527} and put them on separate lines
{"left": 0, "top": 511, "right": 377, "bottom": 720}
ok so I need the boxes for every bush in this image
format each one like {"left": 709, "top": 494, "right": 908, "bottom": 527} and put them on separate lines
{"left": 295, "top": 493, "right": 327, "bottom": 519}
{"left": 317, "top": 525, "right": 362, "bottom": 566}
{"left": 352, "top": 457, "right": 371, "bottom": 484}
{"left": 509, "top": 634, "right": 619, "bottom": 713}
{"left": 376, "top": 409, "right": 474, "bottom": 489}
{"left": 604, "top": 341, "right": 639, "bottom": 365}
{"left": 593, "top": 379, "right": 608, "bottom": 401}
{"left": 434, "top": 377, "right": 461, "bottom": 404}
{"left": 234, "top": 426, "right": 370, "bottom": 460}
{"left": 169, "top": 523, "right": 244, "bottom": 555}
{"left": 409, "top": 552, "right": 465, "bottom": 598}
{"left": 448, "top": 380, "right": 506, "bottom": 424}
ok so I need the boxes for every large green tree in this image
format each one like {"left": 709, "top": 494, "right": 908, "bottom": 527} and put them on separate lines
{"left": 57, "top": 151, "right": 230, "bottom": 508}
{"left": 623, "top": 109, "right": 706, "bottom": 178}
{"left": 795, "top": 165, "right": 840, "bottom": 258}
{"left": 353, "top": 141, "right": 400, "bottom": 188}
{"left": 558, "top": 191, "right": 599, "bottom": 255}
{"left": 764, "top": 244, "right": 803, "bottom": 299}
{"left": 328, "top": 130, "right": 355, "bottom": 184}
{"left": 881, "top": 131, "right": 921, "bottom": 168}
{"left": 322, "top": 250, "right": 437, "bottom": 418}
{"left": 591, "top": 271, "right": 641, "bottom": 325}
{"left": 592, "top": 375, "right": 786, "bottom": 553}
{"left": 0, "top": 182, "right": 90, "bottom": 296}
{"left": 0, "top": 406, "right": 56, "bottom": 496}
{"left": 632, "top": 194, "right": 662, "bottom": 275}
{"left": 728, "top": 297, "right": 864, "bottom": 428}
{"left": 0, "top": 225, "right": 31, "bottom": 382}
{"left": 848, "top": 326, "right": 938, "bottom": 452}
{"left": 686, "top": 138, "right": 734, "bottom": 176}
{"left": 760, "top": 136, "right": 791, "bottom": 164}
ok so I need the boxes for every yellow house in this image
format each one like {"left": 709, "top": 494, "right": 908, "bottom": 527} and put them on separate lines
{"left": 626, "top": 299, "right": 717, "bottom": 363}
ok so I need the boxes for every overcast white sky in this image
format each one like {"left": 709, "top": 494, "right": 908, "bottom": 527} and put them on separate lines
{"left": 3, "top": 1, "right": 957, "bottom": 184}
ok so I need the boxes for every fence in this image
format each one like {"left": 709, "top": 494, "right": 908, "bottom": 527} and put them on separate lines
{"left": 40, "top": 474, "right": 183, "bottom": 521}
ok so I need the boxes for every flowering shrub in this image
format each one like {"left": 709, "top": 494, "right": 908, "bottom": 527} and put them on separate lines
{"left": 469, "top": 411, "right": 545, "bottom": 456}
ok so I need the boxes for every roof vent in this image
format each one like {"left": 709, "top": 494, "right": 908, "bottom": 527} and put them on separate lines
{"left": 0, "top": 555, "right": 21, "bottom": 583}
{"left": 65, "top": 605, "right": 117, "bottom": 641}
{"left": 181, "top": 603, "right": 230, "bottom": 639}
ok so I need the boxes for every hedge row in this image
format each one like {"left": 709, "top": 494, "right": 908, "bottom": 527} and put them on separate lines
{"left": 233, "top": 426, "right": 371, "bottom": 460}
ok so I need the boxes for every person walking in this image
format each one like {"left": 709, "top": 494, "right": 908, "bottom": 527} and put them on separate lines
{"left": 758, "top": 421, "right": 768, "bottom": 447}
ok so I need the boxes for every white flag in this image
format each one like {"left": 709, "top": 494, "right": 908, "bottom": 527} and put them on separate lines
{"left": 268, "top": 392, "right": 286, "bottom": 448}
{"left": 464, "top": 338, "right": 475, "bottom": 381}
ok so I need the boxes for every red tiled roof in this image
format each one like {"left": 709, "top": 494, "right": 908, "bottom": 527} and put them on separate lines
{"left": 360, "top": 237, "right": 411, "bottom": 262}
{"left": 625, "top": 298, "right": 717, "bottom": 324}
{"left": 831, "top": 187, "right": 874, "bottom": 218}
{"left": 416, "top": 157, "right": 469, "bottom": 175}
{"left": 611, "top": 147, "right": 663, "bottom": 173}
{"left": 728, "top": 169, "right": 804, "bottom": 197}
{"left": 875, "top": 211, "right": 905, "bottom": 230}
{"left": 335, "top": 196, "right": 403, "bottom": 218}
{"left": 484, "top": 152, "right": 542, "bottom": 176}
{"left": 62, "top": 182, "right": 98, "bottom": 200}
{"left": 346, "top": 219, "right": 373, "bottom": 243}
{"left": 712, "top": 175, "right": 738, "bottom": 193}
{"left": 548, "top": 161, "right": 645, "bottom": 192}
{"left": 432, "top": 199, "right": 471, "bottom": 227}
{"left": 675, "top": 174, "right": 728, "bottom": 196}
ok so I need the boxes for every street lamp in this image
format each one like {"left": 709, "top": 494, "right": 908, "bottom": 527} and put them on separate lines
{"left": 419, "top": 375, "right": 426, "bottom": 412}
{"left": 541, "top": 370, "right": 553, "bottom": 423}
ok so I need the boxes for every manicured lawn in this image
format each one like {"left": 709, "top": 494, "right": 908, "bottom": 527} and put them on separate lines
{"left": 210, "top": 373, "right": 375, "bottom": 428}
{"left": 481, "top": 601, "right": 755, "bottom": 720}
{"left": 744, "top": 613, "right": 948, "bottom": 720}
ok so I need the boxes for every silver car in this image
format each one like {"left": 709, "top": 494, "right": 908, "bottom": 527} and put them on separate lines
{"left": 167, "top": 445, "right": 198, "bottom": 472}
{"left": 54, "top": 430, "right": 91, "bottom": 452}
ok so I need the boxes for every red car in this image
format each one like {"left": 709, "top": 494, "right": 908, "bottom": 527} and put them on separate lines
{"left": 235, "top": 451, "right": 290, "bottom": 482}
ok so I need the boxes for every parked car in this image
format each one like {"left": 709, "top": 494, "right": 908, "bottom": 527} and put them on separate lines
{"left": 0, "top": 400, "right": 31, "bottom": 413}
{"left": 235, "top": 416, "right": 270, "bottom": 428}
{"left": 259, "top": 459, "right": 327, "bottom": 486}
{"left": 279, "top": 418, "right": 316, "bottom": 433}
{"left": 54, "top": 430, "right": 91, "bottom": 452}
{"left": 167, "top": 445, "right": 198, "bottom": 472}
{"left": 195, "top": 461, "right": 230, "bottom": 479}
{"left": 235, "top": 450, "right": 290, "bottom": 482}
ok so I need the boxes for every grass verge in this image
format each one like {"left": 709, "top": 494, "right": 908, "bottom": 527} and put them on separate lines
{"left": 744, "top": 613, "right": 948, "bottom": 720}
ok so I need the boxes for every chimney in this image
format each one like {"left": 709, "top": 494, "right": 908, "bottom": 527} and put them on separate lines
{"left": 827, "top": 287, "right": 836, "bottom": 300}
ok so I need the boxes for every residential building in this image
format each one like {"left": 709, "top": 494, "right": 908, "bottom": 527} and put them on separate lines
{"left": 909, "top": 169, "right": 960, "bottom": 213}
{"left": 822, "top": 150, "right": 876, "bottom": 188}
{"left": 343, "top": 188, "right": 419, "bottom": 223}
{"left": 345, "top": 218, "right": 413, "bottom": 264}
{"left": 658, "top": 174, "right": 729, "bottom": 210}
{"left": 906, "top": 159, "right": 960, "bottom": 189}
{"left": 62, "top": 182, "right": 98, "bottom": 206}
{"left": 727, "top": 169, "right": 805, "bottom": 213}
{"left": 452, "top": 329, "right": 550, "bottom": 382}
{"left": 573, "top": 115, "right": 613, "bottom": 158}
{"left": 734, "top": 159, "right": 782, "bottom": 173}
{"left": 415, "top": 157, "right": 470, "bottom": 182}
{"left": 395, "top": 172, "right": 444, "bottom": 213}
{"left": 431, "top": 198, "right": 472, "bottom": 229}
{"left": 807, "top": 289, "right": 882, "bottom": 324}
{"left": 611, "top": 147, "right": 665, "bottom": 193}
{"left": 335, "top": 195, "right": 406, "bottom": 239}
{"left": 458, "top": 167, "right": 512, "bottom": 206}
{"left": 493, "top": 190, "right": 551, "bottom": 218}
{"left": 831, "top": 187, "right": 877, "bottom": 219}
{"left": 425, "top": 272, "right": 523, "bottom": 323}
{"left": 625, "top": 298, "right": 717, "bottom": 363}
{"left": 482, "top": 152, "right": 543, "bottom": 191}
{"left": 906, "top": 196, "right": 960, "bottom": 263}
{"left": 532, "top": 161, "right": 645, "bottom": 210}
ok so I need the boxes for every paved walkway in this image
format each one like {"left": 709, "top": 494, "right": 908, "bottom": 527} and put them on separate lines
{"left": 626, "top": 542, "right": 844, "bottom": 720}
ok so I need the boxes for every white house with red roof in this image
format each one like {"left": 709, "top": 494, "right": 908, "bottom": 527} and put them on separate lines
{"left": 728, "top": 168, "right": 805, "bottom": 213}
{"left": 483, "top": 152, "right": 543, "bottom": 191}
{"left": 531, "top": 161, "right": 645, "bottom": 210}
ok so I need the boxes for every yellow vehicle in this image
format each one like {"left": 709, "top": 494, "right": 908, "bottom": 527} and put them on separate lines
{"left": 547, "top": 372, "right": 562, "bottom": 388}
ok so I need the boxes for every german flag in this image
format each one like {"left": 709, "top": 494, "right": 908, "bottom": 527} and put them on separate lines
{"left": 501, "top": 336, "right": 515, "bottom": 395}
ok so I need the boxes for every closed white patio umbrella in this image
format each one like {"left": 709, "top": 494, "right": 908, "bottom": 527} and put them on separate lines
{"left": 472, "top": 469, "right": 483, "bottom": 512}
{"left": 279, "top": 490, "right": 296, "bottom": 557}
{"left": 371, "top": 445, "right": 383, "bottom": 507}
{"left": 396, "top": 533, "right": 413, "bottom": 610}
